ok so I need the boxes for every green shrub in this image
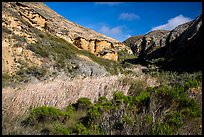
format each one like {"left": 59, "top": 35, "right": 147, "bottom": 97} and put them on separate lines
{"left": 184, "top": 79, "right": 200, "bottom": 90}
{"left": 23, "top": 71, "right": 202, "bottom": 135}
{"left": 144, "top": 115, "right": 153, "bottom": 123}
{"left": 74, "top": 97, "right": 92, "bottom": 110}
{"left": 15, "top": 66, "right": 46, "bottom": 81}
{"left": 27, "top": 44, "right": 49, "bottom": 58}
{"left": 113, "top": 91, "right": 127, "bottom": 107}
{"left": 2, "top": 73, "right": 11, "bottom": 80}
{"left": 117, "top": 49, "right": 136, "bottom": 63}
{"left": 123, "top": 115, "right": 134, "bottom": 125}
{"left": 101, "top": 101, "right": 113, "bottom": 111}
{"left": 135, "top": 91, "right": 150, "bottom": 105}
{"left": 178, "top": 97, "right": 201, "bottom": 118}
{"left": 88, "top": 124, "right": 102, "bottom": 135}
{"left": 113, "top": 91, "right": 125, "bottom": 101}
{"left": 77, "top": 97, "right": 92, "bottom": 106}
{"left": 16, "top": 59, "right": 28, "bottom": 68}
{"left": 98, "top": 96, "right": 108, "bottom": 104}
{"left": 128, "top": 80, "right": 146, "bottom": 96}
{"left": 28, "top": 106, "right": 67, "bottom": 124}
{"left": 149, "top": 123, "right": 173, "bottom": 135}
{"left": 53, "top": 123, "right": 72, "bottom": 135}
{"left": 27, "top": 66, "right": 47, "bottom": 78}
{"left": 170, "top": 85, "right": 185, "bottom": 99}
{"left": 74, "top": 123, "right": 89, "bottom": 135}
{"left": 2, "top": 73, "right": 13, "bottom": 87}
{"left": 87, "top": 104, "right": 102, "bottom": 120}
{"left": 166, "top": 112, "right": 184, "bottom": 127}
{"left": 66, "top": 105, "right": 76, "bottom": 115}
{"left": 153, "top": 85, "right": 182, "bottom": 101}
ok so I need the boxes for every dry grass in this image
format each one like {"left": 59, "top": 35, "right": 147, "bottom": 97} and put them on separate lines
{"left": 2, "top": 73, "right": 158, "bottom": 134}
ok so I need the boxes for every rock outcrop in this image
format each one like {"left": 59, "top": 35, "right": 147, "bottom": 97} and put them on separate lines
{"left": 163, "top": 15, "right": 202, "bottom": 71}
{"left": 2, "top": 2, "right": 126, "bottom": 75}
{"left": 123, "top": 14, "right": 202, "bottom": 72}
{"left": 13, "top": 2, "right": 125, "bottom": 60}
{"left": 123, "top": 30, "right": 170, "bottom": 58}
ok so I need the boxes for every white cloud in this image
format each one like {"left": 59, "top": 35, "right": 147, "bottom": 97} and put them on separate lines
{"left": 99, "top": 25, "right": 122, "bottom": 35}
{"left": 99, "top": 25, "right": 130, "bottom": 42}
{"left": 127, "top": 34, "right": 132, "bottom": 38}
{"left": 151, "top": 15, "right": 192, "bottom": 31}
{"left": 95, "top": 2, "right": 124, "bottom": 6}
{"left": 118, "top": 13, "right": 140, "bottom": 21}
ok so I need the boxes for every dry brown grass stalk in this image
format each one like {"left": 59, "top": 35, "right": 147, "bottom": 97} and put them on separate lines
{"left": 2, "top": 74, "right": 158, "bottom": 134}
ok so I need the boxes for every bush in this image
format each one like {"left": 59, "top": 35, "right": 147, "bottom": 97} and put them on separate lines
{"left": 27, "top": 44, "right": 49, "bottom": 58}
{"left": 74, "top": 123, "right": 89, "bottom": 135}
{"left": 135, "top": 91, "right": 150, "bottom": 105}
{"left": 24, "top": 73, "right": 202, "bottom": 135}
{"left": 117, "top": 49, "right": 136, "bottom": 63}
{"left": 96, "top": 96, "right": 113, "bottom": 111}
{"left": 123, "top": 115, "right": 134, "bottom": 125}
{"left": 113, "top": 91, "right": 129, "bottom": 107}
{"left": 149, "top": 123, "right": 173, "bottom": 135}
{"left": 15, "top": 66, "right": 46, "bottom": 82}
{"left": 113, "top": 91, "right": 125, "bottom": 101}
{"left": 178, "top": 97, "right": 201, "bottom": 118}
{"left": 53, "top": 123, "right": 72, "bottom": 135}
{"left": 74, "top": 97, "right": 92, "bottom": 110}
{"left": 153, "top": 85, "right": 184, "bottom": 101}
{"left": 87, "top": 104, "right": 102, "bottom": 121}
{"left": 98, "top": 96, "right": 108, "bottom": 104}
{"left": 28, "top": 106, "right": 67, "bottom": 125}
{"left": 2, "top": 73, "right": 13, "bottom": 87}
{"left": 144, "top": 115, "right": 153, "bottom": 123}
{"left": 66, "top": 105, "right": 76, "bottom": 116}
{"left": 128, "top": 80, "right": 147, "bottom": 96}
{"left": 184, "top": 79, "right": 200, "bottom": 90}
{"left": 77, "top": 98, "right": 92, "bottom": 106}
{"left": 166, "top": 112, "right": 184, "bottom": 127}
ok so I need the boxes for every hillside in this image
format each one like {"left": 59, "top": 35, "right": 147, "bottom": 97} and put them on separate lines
{"left": 2, "top": 2, "right": 132, "bottom": 86}
{"left": 122, "top": 15, "right": 202, "bottom": 72}
{"left": 2, "top": 2, "right": 202, "bottom": 135}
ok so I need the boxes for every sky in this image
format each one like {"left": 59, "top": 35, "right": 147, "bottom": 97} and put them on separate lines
{"left": 44, "top": 2, "right": 202, "bottom": 42}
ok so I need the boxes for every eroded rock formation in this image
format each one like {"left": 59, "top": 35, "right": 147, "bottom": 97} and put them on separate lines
{"left": 123, "top": 14, "right": 202, "bottom": 71}
{"left": 2, "top": 2, "right": 127, "bottom": 75}
{"left": 13, "top": 2, "right": 126, "bottom": 61}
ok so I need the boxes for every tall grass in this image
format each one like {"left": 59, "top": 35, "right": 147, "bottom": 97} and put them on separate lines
{"left": 2, "top": 74, "right": 158, "bottom": 134}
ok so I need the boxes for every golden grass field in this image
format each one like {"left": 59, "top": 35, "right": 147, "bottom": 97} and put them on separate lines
{"left": 2, "top": 73, "right": 158, "bottom": 134}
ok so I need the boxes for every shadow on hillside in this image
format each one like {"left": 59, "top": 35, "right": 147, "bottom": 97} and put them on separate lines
{"left": 122, "top": 57, "right": 202, "bottom": 74}
{"left": 122, "top": 58, "right": 149, "bottom": 66}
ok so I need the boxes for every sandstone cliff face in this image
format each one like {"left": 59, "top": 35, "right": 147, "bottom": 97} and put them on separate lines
{"left": 13, "top": 2, "right": 125, "bottom": 60}
{"left": 2, "top": 2, "right": 126, "bottom": 76}
{"left": 2, "top": 3, "right": 43, "bottom": 74}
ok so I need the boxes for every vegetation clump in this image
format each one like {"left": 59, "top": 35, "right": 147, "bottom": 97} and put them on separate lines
{"left": 23, "top": 71, "right": 201, "bottom": 135}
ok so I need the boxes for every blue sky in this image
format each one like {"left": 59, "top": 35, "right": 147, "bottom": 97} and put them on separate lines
{"left": 44, "top": 2, "right": 202, "bottom": 42}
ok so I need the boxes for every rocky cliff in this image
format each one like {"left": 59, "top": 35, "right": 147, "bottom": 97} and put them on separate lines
{"left": 2, "top": 2, "right": 127, "bottom": 78}
{"left": 123, "top": 15, "right": 202, "bottom": 72}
